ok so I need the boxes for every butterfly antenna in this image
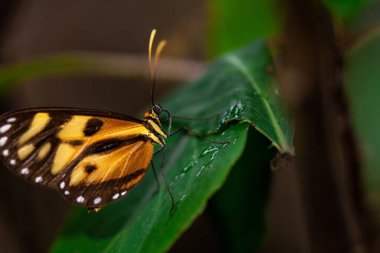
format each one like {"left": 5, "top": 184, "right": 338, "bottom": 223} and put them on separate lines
{"left": 148, "top": 29, "right": 167, "bottom": 106}
{"left": 149, "top": 29, "right": 157, "bottom": 105}
{"left": 152, "top": 39, "right": 167, "bottom": 105}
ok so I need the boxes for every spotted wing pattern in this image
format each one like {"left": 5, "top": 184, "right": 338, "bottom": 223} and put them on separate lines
{"left": 0, "top": 108, "right": 154, "bottom": 208}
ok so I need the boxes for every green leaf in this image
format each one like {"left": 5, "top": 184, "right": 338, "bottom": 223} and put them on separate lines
{"left": 208, "top": 0, "right": 279, "bottom": 55}
{"left": 346, "top": 30, "right": 380, "bottom": 214}
{"left": 210, "top": 129, "right": 275, "bottom": 252}
{"left": 165, "top": 42, "right": 292, "bottom": 153}
{"left": 50, "top": 40, "right": 292, "bottom": 253}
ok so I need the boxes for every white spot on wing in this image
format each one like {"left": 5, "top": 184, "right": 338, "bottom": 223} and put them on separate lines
{"left": 112, "top": 193, "right": 120, "bottom": 200}
{"left": 121, "top": 191, "right": 127, "bottom": 196}
{"left": 0, "top": 137, "right": 7, "bottom": 146}
{"left": 0, "top": 124, "right": 11, "bottom": 133}
{"left": 64, "top": 190, "right": 70, "bottom": 195}
{"left": 35, "top": 176, "right": 43, "bottom": 183}
{"left": 21, "top": 168, "right": 29, "bottom": 175}
{"left": 93, "top": 197, "right": 102, "bottom": 205}
{"left": 10, "top": 159, "right": 16, "bottom": 165}
{"left": 59, "top": 181, "right": 65, "bottom": 189}
{"left": 76, "top": 196, "right": 85, "bottom": 203}
{"left": 7, "top": 117, "right": 16, "bottom": 123}
{"left": 2, "top": 149, "right": 9, "bottom": 156}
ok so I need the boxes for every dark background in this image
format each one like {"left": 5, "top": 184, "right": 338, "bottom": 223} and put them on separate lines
{"left": 0, "top": 1, "right": 311, "bottom": 252}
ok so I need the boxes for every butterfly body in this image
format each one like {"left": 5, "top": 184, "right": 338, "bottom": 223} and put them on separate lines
{"left": 0, "top": 107, "right": 167, "bottom": 209}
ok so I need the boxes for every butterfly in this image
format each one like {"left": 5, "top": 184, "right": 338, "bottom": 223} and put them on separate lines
{"left": 0, "top": 29, "right": 172, "bottom": 211}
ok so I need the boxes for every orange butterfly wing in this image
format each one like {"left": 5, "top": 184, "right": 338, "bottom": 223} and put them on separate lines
{"left": 60, "top": 139, "right": 153, "bottom": 208}
{"left": 0, "top": 108, "right": 155, "bottom": 208}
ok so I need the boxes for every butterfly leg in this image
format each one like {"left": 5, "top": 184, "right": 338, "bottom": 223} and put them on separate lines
{"left": 154, "top": 146, "right": 164, "bottom": 154}
{"left": 171, "top": 112, "right": 222, "bottom": 121}
{"left": 160, "top": 146, "right": 175, "bottom": 213}
{"left": 151, "top": 146, "right": 165, "bottom": 188}
{"left": 150, "top": 160, "right": 161, "bottom": 189}
{"left": 151, "top": 146, "right": 175, "bottom": 212}
{"left": 161, "top": 109, "right": 227, "bottom": 146}
{"left": 169, "top": 127, "right": 229, "bottom": 145}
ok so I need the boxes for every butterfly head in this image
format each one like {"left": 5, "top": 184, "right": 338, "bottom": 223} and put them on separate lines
{"left": 151, "top": 104, "right": 162, "bottom": 116}
{"left": 145, "top": 104, "right": 162, "bottom": 120}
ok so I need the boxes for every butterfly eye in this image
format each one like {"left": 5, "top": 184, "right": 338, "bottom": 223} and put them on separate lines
{"left": 152, "top": 104, "right": 162, "bottom": 115}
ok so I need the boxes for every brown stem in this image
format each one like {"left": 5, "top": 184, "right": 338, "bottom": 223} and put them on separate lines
{"left": 0, "top": 53, "right": 205, "bottom": 90}
{"left": 275, "top": 0, "right": 369, "bottom": 252}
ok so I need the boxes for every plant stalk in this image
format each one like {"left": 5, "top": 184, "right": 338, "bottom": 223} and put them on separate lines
{"left": 275, "top": 0, "right": 369, "bottom": 252}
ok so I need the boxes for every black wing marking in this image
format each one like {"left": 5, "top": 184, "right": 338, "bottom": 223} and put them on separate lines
{"left": 0, "top": 110, "right": 70, "bottom": 186}
{"left": 0, "top": 107, "right": 155, "bottom": 209}
{"left": 57, "top": 140, "right": 153, "bottom": 209}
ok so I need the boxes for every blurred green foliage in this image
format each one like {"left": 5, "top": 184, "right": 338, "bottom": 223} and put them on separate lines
{"left": 349, "top": 0, "right": 380, "bottom": 32}
{"left": 346, "top": 31, "right": 380, "bottom": 214}
{"left": 0, "top": 53, "right": 146, "bottom": 92}
{"left": 208, "top": 0, "right": 279, "bottom": 56}
{"left": 323, "top": 0, "right": 366, "bottom": 19}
